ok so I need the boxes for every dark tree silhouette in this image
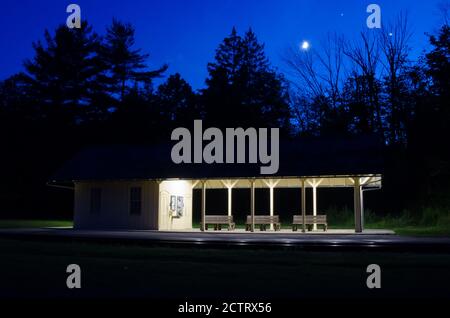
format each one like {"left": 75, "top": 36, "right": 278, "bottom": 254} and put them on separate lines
{"left": 156, "top": 73, "right": 200, "bottom": 128}
{"left": 22, "top": 22, "right": 109, "bottom": 125}
{"left": 203, "top": 28, "right": 291, "bottom": 131}
{"left": 379, "top": 13, "right": 413, "bottom": 144}
{"left": 342, "top": 72, "right": 382, "bottom": 135}
{"left": 101, "top": 19, "right": 168, "bottom": 104}
{"left": 414, "top": 24, "right": 450, "bottom": 189}
{"left": 426, "top": 25, "right": 450, "bottom": 103}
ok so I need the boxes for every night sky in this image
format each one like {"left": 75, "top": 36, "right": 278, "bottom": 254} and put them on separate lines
{"left": 0, "top": 0, "right": 446, "bottom": 89}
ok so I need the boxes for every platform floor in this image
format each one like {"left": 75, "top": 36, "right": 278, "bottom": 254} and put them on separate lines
{"left": 174, "top": 228, "right": 395, "bottom": 235}
{"left": 1, "top": 227, "right": 450, "bottom": 252}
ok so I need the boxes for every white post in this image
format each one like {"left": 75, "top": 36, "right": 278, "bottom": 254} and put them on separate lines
{"left": 228, "top": 187, "right": 232, "bottom": 217}
{"left": 269, "top": 186, "right": 274, "bottom": 230}
{"left": 312, "top": 186, "right": 317, "bottom": 231}
{"left": 201, "top": 180, "right": 206, "bottom": 232}
{"left": 250, "top": 179, "right": 255, "bottom": 232}
{"left": 222, "top": 180, "right": 237, "bottom": 218}
{"left": 262, "top": 179, "right": 279, "bottom": 231}
{"left": 301, "top": 179, "right": 306, "bottom": 233}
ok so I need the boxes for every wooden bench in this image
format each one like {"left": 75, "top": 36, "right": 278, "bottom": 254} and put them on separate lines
{"left": 292, "top": 215, "right": 328, "bottom": 231}
{"left": 245, "top": 215, "right": 281, "bottom": 231}
{"left": 201, "top": 215, "right": 235, "bottom": 231}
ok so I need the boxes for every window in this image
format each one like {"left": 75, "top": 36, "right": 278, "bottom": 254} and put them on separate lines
{"left": 90, "top": 188, "right": 102, "bottom": 214}
{"left": 129, "top": 187, "right": 142, "bottom": 215}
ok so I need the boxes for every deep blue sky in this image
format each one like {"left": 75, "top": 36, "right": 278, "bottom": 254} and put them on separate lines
{"left": 0, "top": 0, "right": 446, "bottom": 89}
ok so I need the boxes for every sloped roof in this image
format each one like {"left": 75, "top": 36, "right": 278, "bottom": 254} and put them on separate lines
{"left": 49, "top": 135, "right": 384, "bottom": 183}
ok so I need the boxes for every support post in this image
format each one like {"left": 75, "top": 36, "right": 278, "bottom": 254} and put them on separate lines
{"left": 227, "top": 187, "right": 232, "bottom": 217}
{"left": 301, "top": 179, "right": 306, "bottom": 233}
{"left": 221, "top": 180, "right": 237, "bottom": 218}
{"left": 269, "top": 186, "right": 274, "bottom": 231}
{"left": 354, "top": 178, "right": 364, "bottom": 233}
{"left": 312, "top": 185, "right": 317, "bottom": 231}
{"left": 250, "top": 179, "right": 255, "bottom": 232}
{"left": 201, "top": 180, "right": 206, "bottom": 232}
{"left": 262, "top": 179, "right": 279, "bottom": 231}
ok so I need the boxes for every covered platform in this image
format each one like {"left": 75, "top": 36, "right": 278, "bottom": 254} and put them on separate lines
{"left": 194, "top": 175, "right": 382, "bottom": 233}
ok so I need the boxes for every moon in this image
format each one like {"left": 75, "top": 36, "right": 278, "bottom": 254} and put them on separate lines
{"left": 301, "top": 41, "right": 310, "bottom": 50}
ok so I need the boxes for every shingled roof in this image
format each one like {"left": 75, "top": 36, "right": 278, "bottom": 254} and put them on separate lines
{"left": 49, "top": 135, "right": 384, "bottom": 184}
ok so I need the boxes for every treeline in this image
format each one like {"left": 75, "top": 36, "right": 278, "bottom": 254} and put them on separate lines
{"left": 0, "top": 21, "right": 292, "bottom": 143}
{"left": 286, "top": 15, "right": 450, "bottom": 213}
{"left": 0, "top": 17, "right": 449, "bottom": 217}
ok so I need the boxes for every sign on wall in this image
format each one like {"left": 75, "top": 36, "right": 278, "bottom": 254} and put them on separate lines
{"left": 169, "top": 195, "right": 184, "bottom": 218}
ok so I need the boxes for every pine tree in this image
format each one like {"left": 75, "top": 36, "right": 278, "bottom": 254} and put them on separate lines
{"left": 156, "top": 73, "right": 199, "bottom": 128}
{"left": 22, "top": 22, "right": 109, "bottom": 124}
{"left": 203, "top": 28, "right": 291, "bottom": 131}
{"left": 101, "top": 19, "right": 168, "bottom": 103}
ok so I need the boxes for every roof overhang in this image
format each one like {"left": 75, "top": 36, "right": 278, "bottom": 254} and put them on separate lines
{"left": 190, "top": 174, "right": 382, "bottom": 189}
{"left": 48, "top": 173, "right": 382, "bottom": 189}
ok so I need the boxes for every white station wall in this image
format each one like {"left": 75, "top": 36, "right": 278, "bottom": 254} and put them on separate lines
{"left": 73, "top": 180, "right": 193, "bottom": 230}
{"left": 74, "top": 180, "right": 159, "bottom": 230}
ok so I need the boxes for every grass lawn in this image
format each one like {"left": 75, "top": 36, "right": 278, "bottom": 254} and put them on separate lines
{"left": 0, "top": 238, "right": 449, "bottom": 301}
{"left": 1, "top": 218, "right": 449, "bottom": 301}
{"left": 367, "top": 224, "right": 450, "bottom": 236}
{"left": 0, "top": 219, "right": 73, "bottom": 229}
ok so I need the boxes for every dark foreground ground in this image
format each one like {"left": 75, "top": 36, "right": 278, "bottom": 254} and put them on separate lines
{"left": 0, "top": 237, "right": 450, "bottom": 304}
